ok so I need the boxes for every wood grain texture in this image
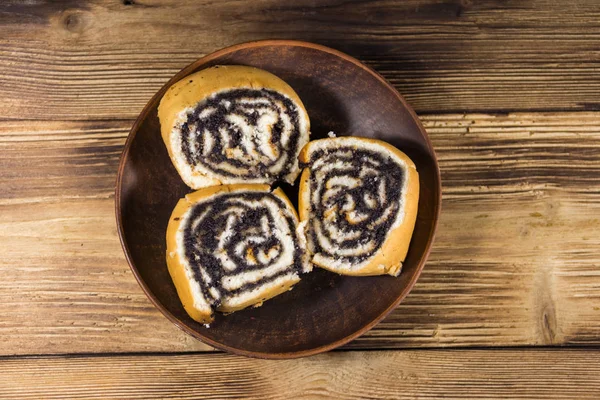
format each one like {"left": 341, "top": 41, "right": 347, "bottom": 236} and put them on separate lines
{"left": 1, "top": 349, "right": 600, "bottom": 399}
{"left": 1, "top": 112, "right": 599, "bottom": 355}
{"left": 1, "top": 0, "right": 600, "bottom": 120}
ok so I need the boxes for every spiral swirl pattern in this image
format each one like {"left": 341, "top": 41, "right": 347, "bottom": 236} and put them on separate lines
{"left": 178, "top": 88, "right": 305, "bottom": 183}
{"left": 305, "top": 146, "right": 407, "bottom": 267}
{"left": 178, "top": 191, "right": 305, "bottom": 307}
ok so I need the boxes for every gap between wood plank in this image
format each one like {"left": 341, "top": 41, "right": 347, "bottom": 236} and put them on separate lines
{"left": 2, "top": 107, "right": 600, "bottom": 124}
{"left": 3, "top": 107, "right": 600, "bottom": 124}
{"left": 0, "top": 343, "right": 597, "bottom": 361}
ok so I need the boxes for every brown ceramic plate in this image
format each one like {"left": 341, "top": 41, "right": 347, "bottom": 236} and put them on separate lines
{"left": 115, "top": 40, "right": 441, "bottom": 359}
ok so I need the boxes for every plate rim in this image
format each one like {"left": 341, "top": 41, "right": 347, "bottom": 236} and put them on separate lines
{"left": 115, "top": 39, "right": 442, "bottom": 359}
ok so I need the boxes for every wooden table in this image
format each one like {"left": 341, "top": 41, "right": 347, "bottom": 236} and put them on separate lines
{"left": 1, "top": 0, "right": 599, "bottom": 398}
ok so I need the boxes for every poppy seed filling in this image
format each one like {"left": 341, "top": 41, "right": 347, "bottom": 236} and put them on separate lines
{"left": 179, "top": 88, "right": 302, "bottom": 179}
{"left": 181, "top": 191, "right": 304, "bottom": 308}
{"left": 306, "top": 148, "right": 405, "bottom": 263}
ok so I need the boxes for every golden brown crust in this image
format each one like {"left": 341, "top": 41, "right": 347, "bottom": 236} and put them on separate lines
{"left": 271, "top": 186, "right": 300, "bottom": 221}
{"left": 166, "top": 184, "right": 301, "bottom": 323}
{"left": 158, "top": 65, "right": 310, "bottom": 189}
{"left": 298, "top": 136, "right": 416, "bottom": 170}
{"left": 298, "top": 136, "right": 419, "bottom": 276}
{"left": 297, "top": 168, "right": 311, "bottom": 223}
{"left": 166, "top": 192, "right": 219, "bottom": 324}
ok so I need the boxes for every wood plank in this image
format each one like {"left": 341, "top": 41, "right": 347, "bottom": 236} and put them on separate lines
{"left": 1, "top": 112, "right": 599, "bottom": 355}
{"left": 0, "top": 120, "right": 124, "bottom": 201}
{"left": 1, "top": 349, "right": 600, "bottom": 399}
{"left": 1, "top": 0, "right": 600, "bottom": 120}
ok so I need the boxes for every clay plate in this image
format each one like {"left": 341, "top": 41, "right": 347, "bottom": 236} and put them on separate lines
{"left": 115, "top": 40, "right": 441, "bottom": 359}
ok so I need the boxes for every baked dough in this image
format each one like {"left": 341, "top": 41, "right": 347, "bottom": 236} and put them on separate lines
{"left": 166, "top": 184, "right": 310, "bottom": 323}
{"left": 298, "top": 137, "right": 419, "bottom": 276}
{"left": 158, "top": 65, "right": 310, "bottom": 189}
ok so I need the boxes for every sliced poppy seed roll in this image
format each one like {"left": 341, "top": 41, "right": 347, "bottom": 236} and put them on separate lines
{"left": 158, "top": 65, "right": 310, "bottom": 189}
{"left": 166, "top": 184, "right": 310, "bottom": 324}
{"left": 298, "top": 137, "right": 419, "bottom": 276}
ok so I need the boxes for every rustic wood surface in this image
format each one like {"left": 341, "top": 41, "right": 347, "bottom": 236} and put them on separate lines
{"left": 1, "top": 0, "right": 600, "bottom": 120}
{"left": 1, "top": 0, "right": 599, "bottom": 397}
{"left": 2, "top": 349, "right": 600, "bottom": 399}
